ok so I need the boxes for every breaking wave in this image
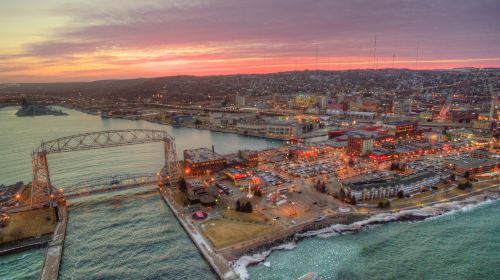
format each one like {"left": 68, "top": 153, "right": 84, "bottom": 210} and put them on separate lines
{"left": 232, "top": 242, "right": 297, "bottom": 280}
{"left": 232, "top": 192, "right": 499, "bottom": 280}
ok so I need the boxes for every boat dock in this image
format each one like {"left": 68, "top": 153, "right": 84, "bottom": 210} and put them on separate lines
{"left": 159, "top": 188, "right": 240, "bottom": 280}
{"left": 39, "top": 203, "right": 68, "bottom": 280}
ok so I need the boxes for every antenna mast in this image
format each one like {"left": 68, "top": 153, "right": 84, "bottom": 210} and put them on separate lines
{"left": 415, "top": 42, "right": 419, "bottom": 69}
{"left": 489, "top": 80, "right": 496, "bottom": 121}
{"left": 315, "top": 45, "right": 319, "bottom": 70}
{"left": 373, "top": 35, "right": 377, "bottom": 69}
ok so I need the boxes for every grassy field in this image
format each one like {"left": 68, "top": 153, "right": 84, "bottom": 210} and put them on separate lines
{"left": 0, "top": 207, "right": 56, "bottom": 244}
{"left": 222, "top": 209, "right": 269, "bottom": 224}
{"left": 201, "top": 219, "right": 278, "bottom": 249}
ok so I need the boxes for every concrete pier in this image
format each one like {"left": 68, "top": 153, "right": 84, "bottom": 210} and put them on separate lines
{"left": 39, "top": 203, "right": 68, "bottom": 280}
{"left": 159, "top": 189, "right": 240, "bottom": 280}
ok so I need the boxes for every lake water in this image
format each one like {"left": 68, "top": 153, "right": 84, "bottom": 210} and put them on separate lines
{"left": 246, "top": 200, "right": 500, "bottom": 280}
{"left": 0, "top": 106, "right": 275, "bottom": 280}
{"left": 0, "top": 106, "right": 498, "bottom": 280}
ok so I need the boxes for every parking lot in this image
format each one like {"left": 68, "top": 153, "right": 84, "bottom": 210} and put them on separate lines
{"left": 273, "top": 155, "right": 345, "bottom": 179}
{"left": 255, "top": 170, "right": 289, "bottom": 186}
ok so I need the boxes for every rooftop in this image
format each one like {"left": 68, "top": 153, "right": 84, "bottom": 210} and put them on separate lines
{"left": 472, "top": 149, "right": 500, "bottom": 159}
{"left": 348, "top": 171, "right": 438, "bottom": 191}
{"left": 184, "top": 148, "right": 225, "bottom": 163}
{"left": 384, "top": 121, "right": 415, "bottom": 126}
{"left": 445, "top": 157, "right": 499, "bottom": 169}
{"left": 0, "top": 181, "right": 24, "bottom": 204}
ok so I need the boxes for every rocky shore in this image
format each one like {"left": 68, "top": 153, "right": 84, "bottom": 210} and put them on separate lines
{"left": 232, "top": 190, "right": 499, "bottom": 280}
{"left": 16, "top": 104, "right": 68, "bottom": 117}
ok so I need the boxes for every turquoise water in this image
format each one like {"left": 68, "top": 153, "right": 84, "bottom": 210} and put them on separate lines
{"left": 58, "top": 189, "right": 215, "bottom": 280}
{"left": 1, "top": 106, "right": 499, "bottom": 280}
{"left": 247, "top": 200, "right": 500, "bottom": 280}
{"left": 0, "top": 248, "right": 45, "bottom": 280}
{"left": 0, "top": 106, "right": 275, "bottom": 279}
{"left": 0, "top": 106, "right": 278, "bottom": 187}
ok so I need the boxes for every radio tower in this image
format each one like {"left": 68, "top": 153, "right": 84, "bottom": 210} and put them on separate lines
{"left": 315, "top": 45, "right": 319, "bottom": 70}
{"left": 415, "top": 42, "right": 419, "bottom": 69}
{"left": 489, "top": 81, "right": 497, "bottom": 121}
{"left": 373, "top": 35, "right": 377, "bottom": 69}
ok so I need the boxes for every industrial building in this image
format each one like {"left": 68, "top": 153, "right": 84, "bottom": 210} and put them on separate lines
{"left": 444, "top": 157, "right": 500, "bottom": 177}
{"left": 183, "top": 148, "right": 227, "bottom": 175}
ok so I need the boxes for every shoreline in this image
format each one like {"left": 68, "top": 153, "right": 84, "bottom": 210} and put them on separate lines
{"left": 6, "top": 104, "right": 332, "bottom": 144}
{"left": 53, "top": 104, "right": 320, "bottom": 142}
{"left": 159, "top": 188, "right": 239, "bottom": 280}
{"left": 148, "top": 120, "right": 292, "bottom": 141}
{"left": 2, "top": 104, "right": 498, "bottom": 279}
{"left": 39, "top": 203, "right": 68, "bottom": 280}
{"left": 232, "top": 191, "right": 499, "bottom": 280}
{"left": 57, "top": 105, "right": 289, "bottom": 143}
{"left": 217, "top": 213, "right": 368, "bottom": 262}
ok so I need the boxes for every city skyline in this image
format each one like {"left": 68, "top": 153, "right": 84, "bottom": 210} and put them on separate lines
{"left": 1, "top": 0, "right": 500, "bottom": 82}
{"left": 1, "top": 2, "right": 499, "bottom": 278}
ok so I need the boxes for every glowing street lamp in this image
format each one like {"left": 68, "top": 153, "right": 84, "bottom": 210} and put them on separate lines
{"left": 247, "top": 181, "right": 253, "bottom": 198}
{"left": 291, "top": 201, "right": 297, "bottom": 216}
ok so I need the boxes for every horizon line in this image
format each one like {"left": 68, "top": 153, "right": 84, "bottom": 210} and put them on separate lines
{"left": 2, "top": 66, "right": 499, "bottom": 85}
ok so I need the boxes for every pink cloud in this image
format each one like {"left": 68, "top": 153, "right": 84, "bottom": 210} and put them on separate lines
{"left": 2, "top": 0, "right": 499, "bottom": 82}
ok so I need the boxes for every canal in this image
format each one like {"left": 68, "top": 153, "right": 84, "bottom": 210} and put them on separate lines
{"left": 0, "top": 106, "right": 277, "bottom": 279}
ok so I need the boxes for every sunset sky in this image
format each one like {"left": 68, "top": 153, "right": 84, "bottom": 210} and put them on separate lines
{"left": 1, "top": 0, "right": 499, "bottom": 82}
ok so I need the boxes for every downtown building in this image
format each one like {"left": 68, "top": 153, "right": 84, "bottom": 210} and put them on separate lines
{"left": 183, "top": 148, "right": 227, "bottom": 175}
{"left": 343, "top": 171, "right": 442, "bottom": 202}
{"left": 347, "top": 133, "right": 374, "bottom": 156}
{"left": 382, "top": 121, "right": 417, "bottom": 138}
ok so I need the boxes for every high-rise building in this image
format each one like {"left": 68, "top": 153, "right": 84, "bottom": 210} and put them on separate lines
{"left": 293, "top": 93, "right": 317, "bottom": 109}
{"left": 348, "top": 135, "right": 374, "bottom": 156}
{"left": 383, "top": 121, "right": 417, "bottom": 138}
{"left": 235, "top": 95, "right": 246, "bottom": 107}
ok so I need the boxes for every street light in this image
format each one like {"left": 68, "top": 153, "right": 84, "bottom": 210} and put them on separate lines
{"left": 291, "top": 201, "right": 297, "bottom": 216}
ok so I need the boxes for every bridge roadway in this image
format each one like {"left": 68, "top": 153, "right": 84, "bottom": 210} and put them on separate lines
{"left": 61, "top": 173, "right": 159, "bottom": 199}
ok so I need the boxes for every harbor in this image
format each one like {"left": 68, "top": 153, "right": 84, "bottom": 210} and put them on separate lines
{"left": 159, "top": 188, "right": 239, "bottom": 280}
{"left": 1, "top": 106, "right": 499, "bottom": 280}
{"left": 0, "top": 106, "right": 270, "bottom": 279}
{"left": 2, "top": 2, "right": 500, "bottom": 278}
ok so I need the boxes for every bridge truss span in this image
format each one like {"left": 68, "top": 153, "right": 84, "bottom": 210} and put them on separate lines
{"left": 31, "top": 129, "right": 181, "bottom": 207}
{"left": 36, "top": 129, "right": 175, "bottom": 154}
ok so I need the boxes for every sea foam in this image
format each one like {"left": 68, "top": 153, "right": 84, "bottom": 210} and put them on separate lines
{"left": 232, "top": 193, "right": 499, "bottom": 280}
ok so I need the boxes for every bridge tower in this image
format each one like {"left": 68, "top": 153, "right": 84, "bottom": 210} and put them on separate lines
{"left": 30, "top": 129, "right": 181, "bottom": 208}
{"left": 31, "top": 151, "right": 54, "bottom": 207}
{"left": 163, "top": 139, "right": 181, "bottom": 186}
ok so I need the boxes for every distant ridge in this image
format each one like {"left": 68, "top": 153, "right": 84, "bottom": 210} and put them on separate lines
{"left": 0, "top": 68, "right": 498, "bottom": 100}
